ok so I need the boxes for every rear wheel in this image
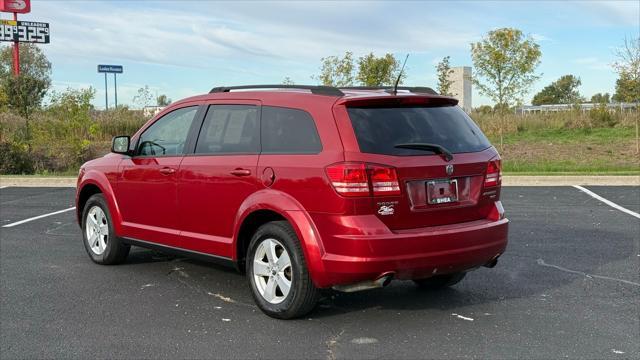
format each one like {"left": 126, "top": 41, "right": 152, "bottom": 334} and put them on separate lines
{"left": 413, "top": 272, "right": 466, "bottom": 289}
{"left": 247, "top": 221, "right": 319, "bottom": 319}
{"left": 82, "top": 194, "right": 130, "bottom": 265}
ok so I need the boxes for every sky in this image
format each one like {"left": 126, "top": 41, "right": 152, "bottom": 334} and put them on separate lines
{"left": 2, "top": 0, "right": 639, "bottom": 109}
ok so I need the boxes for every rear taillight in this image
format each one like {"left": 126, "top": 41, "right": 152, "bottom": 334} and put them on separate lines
{"left": 369, "top": 165, "right": 401, "bottom": 196}
{"left": 485, "top": 159, "right": 502, "bottom": 187}
{"left": 326, "top": 163, "right": 369, "bottom": 196}
{"left": 326, "top": 163, "right": 400, "bottom": 197}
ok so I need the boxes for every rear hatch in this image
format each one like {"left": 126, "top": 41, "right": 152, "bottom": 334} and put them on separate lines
{"left": 335, "top": 97, "right": 501, "bottom": 230}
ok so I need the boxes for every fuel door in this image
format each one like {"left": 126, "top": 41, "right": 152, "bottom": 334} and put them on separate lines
{"left": 261, "top": 167, "right": 276, "bottom": 187}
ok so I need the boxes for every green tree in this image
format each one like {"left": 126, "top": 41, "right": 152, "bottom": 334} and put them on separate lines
{"left": 531, "top": 75, "right": 583, "bottom": 105}
{"left": 0, "top": 44, "right": 52, "bottom": 117}
{"left": 282, "top": 77, "right": 294, "bottom": 85}
{"left": 471, "top": 28, "right": 542, "bottom": 148}
{"left": 156, "top": 94, "right": 171, "bottom": 106}
{"left": 315, "top": 51, "right": 355, "bottom": 87}
{"left": 590, "top": 93, "right": 610, "bottom": 104}
{"left": 612, "top": 71, "right": 640, "bottom": 103}
{"left": 436, "top": 56, "right": 455, "bottom": 96}
{"left": 132, "top": 85, "right": 154, "bottom": 109}
{"left": 356, "top": 52, "right": 404, "bottom": 87}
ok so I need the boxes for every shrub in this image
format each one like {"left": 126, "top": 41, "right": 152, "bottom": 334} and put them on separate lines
{"left": 589, "top": 104, "right": 618, "bottom": 128}
{"left": 0, "top": 141, "right": 34, "bottom": 174}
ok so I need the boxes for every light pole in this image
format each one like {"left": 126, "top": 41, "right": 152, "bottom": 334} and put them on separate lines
{"left": 104, "top": 72, "right": 108, "bottom": 110}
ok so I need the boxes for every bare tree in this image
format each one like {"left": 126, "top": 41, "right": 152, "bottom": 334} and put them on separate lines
{"left": 612, "top": 36, "right": 639, "bottom": 153}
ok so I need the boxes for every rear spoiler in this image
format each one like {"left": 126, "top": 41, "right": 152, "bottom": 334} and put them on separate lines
{"left": 336, "top": 95, "right": 459, "bottom": 107}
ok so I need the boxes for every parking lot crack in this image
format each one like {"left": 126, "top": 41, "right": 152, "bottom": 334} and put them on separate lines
{"left": 536, "top": 259, "right": 640, "bottom": 287}
{"left": 326, "top": 329, "right": 344, "bottom": 360}
{"left": 207, "top": 292, "right": 235, "bottom": 303}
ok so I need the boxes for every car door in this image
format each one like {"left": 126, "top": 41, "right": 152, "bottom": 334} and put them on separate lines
{"left": 177, "top": 101, "right": 260, "bottom": 257}
{"left": 117, "top": 105, "right": 201, "bottom": 247}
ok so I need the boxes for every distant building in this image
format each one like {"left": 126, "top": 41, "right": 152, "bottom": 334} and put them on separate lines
{"left": 447, "top": 66, "right": 472, "bottom": 113}
{"left": 143, "top": 106, "right": 165, "bottom": 118}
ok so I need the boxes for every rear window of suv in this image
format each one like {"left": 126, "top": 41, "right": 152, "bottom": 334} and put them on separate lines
{"left": 347, "top": 105, "right": 491, "bottom": 156}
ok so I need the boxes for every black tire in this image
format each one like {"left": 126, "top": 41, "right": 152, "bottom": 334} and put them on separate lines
{"left": 413, "top": 272, "right": 466, "bottom": 289}
{"left": 81, "top": 194, "right": 130, "bottom": 265}
{"left": 246, "top": 221, "right": 320, "bottom": 319}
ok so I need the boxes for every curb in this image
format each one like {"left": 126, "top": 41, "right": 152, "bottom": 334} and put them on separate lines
{"left": 0, "top": 177, "right": 77, "bottom": 187}
{"left": 1, "top": 175, "right": 639, "bottom": 188}
{"left": 501, "top": 175, "right": 639, "bottom": 186}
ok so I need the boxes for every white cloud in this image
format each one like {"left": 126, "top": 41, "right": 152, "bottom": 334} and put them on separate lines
{"left": 15, "top": 0, "right": 632, "bottom": 109}
{"left": 572, "top": 57, "right": 611, "bottom": 71}
{"left": 33, "top": 1, "right": 481, "bottom": 70}
{"left": 531, "top": 33, "right": 552, "bottom": 42}
{"left": 585, "top": 0, "right": 640, "bottom": 26}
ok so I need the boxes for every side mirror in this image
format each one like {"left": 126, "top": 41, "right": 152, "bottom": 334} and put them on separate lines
{"left": 111, "top": 136, "right": 131, "bottom": 155}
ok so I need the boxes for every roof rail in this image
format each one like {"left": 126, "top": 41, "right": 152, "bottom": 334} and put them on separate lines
{"left": 209, "top": 85, "right": 344, "bottom": 97}
{"left": 340, "top": 86, "right": 439, "bottom": 95}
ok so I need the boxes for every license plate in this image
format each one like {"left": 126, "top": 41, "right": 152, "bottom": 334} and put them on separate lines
{"left": 426, "top": 179, "right": 459, "bottom": 204}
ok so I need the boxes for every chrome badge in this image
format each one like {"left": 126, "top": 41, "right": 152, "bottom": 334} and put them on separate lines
{"left": 377, "top": 205, "right": 395, "bottom": 216}
{"left": 446, "top": 164, "right": 454, "bottom": 176}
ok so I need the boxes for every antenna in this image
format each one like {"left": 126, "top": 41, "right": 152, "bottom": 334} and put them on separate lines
{"left": 392, "top": 54, "right": 410, "bottom": 95}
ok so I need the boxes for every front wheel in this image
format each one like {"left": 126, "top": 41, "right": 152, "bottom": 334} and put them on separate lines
{"left": 81, "top": 194, "right": 130, "bottom": 265}
{"left": 247, "top": 221, "right": 319, "bottom": 319}
{"left": 413, "top": 272, "right": 466, "bottom": 289}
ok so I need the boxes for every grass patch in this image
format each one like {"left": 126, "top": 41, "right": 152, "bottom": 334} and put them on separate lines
{"left": 492, "top": 127, "right": 639, "bottom": 174}
{"left": 495, "top": 127, "right": 636, "bottom": 145}
{"left": 503, "top": 160, "right": 639, "bottom": 174}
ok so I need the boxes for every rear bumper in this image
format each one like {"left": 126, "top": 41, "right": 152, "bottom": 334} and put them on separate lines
{"left": 310, "top": 212, "right": 509, "bottom": 287}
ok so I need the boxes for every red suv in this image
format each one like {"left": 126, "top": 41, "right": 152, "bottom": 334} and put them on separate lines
{"left": 76, "top": 85, "right": 508, "bottom": 319}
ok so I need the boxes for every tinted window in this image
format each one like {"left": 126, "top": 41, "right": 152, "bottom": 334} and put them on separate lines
{"left": 261, "top": 106, "right": 322, "bottom": 154}
{"left": 137, "top": 106, "right": 198, "bottom": 156}
{"left": 347, "top": 105, "right": 491, "bottom": 156}
{"left": 195, "top": 105, "right": 259, "bottom": 154}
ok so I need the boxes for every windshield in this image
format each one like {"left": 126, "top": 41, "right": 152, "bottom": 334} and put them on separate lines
{"left": 347, "top": 105, "right": 491, "bottom": 156}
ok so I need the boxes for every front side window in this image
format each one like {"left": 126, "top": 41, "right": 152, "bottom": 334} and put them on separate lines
{"left": 137, "top": 106, "right": 198, "bottom": 156}
{"left": 261, "top": 106, "right": 322, "bottom": 154}
{"left": 195, "top": 105, "right": 259, "bottom": 154}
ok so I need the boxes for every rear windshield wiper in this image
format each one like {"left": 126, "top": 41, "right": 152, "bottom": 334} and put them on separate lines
{"left": 394, "top": 143, "right": 454, "bottom": 161}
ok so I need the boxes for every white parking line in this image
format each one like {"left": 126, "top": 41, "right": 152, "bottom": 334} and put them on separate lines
{"left": 0, "top": 186, "right": 9, "bottom": 189}
{"left": 2, "top": 207, "right": 76, "bottom": 228}
{"left": 573, "top": 185, "right": 640, "bottom": 220}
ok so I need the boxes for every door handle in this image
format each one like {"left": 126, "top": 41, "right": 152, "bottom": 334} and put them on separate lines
{"left": 159, "top": 167, "right": 176, "bottom": 175}
{"left": 230, "top": 168, "right": 251, "bottom": 177}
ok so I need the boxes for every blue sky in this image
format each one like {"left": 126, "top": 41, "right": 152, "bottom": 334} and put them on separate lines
{"left": 3, "top": 0, "right": 639, "bottom": 109}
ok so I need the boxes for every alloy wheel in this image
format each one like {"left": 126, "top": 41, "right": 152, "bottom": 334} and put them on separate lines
{"left": 86, "top": 206, "right": 109, "bottom": 255}
{"left": 252, "top": 238, "right": 293, "bottom": 304}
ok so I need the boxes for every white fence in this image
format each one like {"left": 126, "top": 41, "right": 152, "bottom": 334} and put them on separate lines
{"left": 517, "top": 102, "right": 638, "bottom": 114}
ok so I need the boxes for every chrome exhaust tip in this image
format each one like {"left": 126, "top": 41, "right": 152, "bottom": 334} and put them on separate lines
{"left": 332, "top": 272, "right": 395, "bottom": 293}
{"left": 484, "top": 256, "right": 499, "bottom": 268}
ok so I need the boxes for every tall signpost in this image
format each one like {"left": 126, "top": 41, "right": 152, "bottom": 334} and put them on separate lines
{"left": 0, "top": 1, "right": 49, "bottom": 77}
{"left": 98, "top": 64, "right": 123, "bottom": 110}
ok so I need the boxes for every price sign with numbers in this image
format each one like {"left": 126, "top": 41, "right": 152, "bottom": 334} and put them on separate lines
{"left": 0, "top": 20, "right": 49, "bottom": 43}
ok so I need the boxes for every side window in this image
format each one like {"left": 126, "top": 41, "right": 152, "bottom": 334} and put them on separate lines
{"left": 261, "top": 106, "right": 322, "bottom": 154}
{"left": 137, "top": 106, "right": 198, "bottom": 156}
{"left": 195, "top": 105, "right": 259, "bottom": 154}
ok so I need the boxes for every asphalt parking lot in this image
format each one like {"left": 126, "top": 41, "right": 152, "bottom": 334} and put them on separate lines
{"left": 1, "top": 186, "right": 638, "bottom": 359}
